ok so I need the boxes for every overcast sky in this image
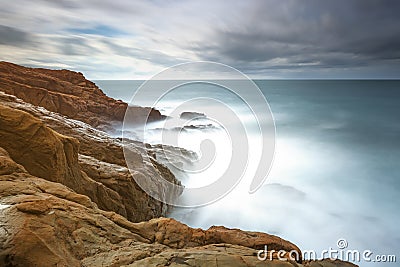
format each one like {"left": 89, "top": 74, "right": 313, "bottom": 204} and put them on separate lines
{"left": 1, "top": 0, "right": 399, "bottom": 79}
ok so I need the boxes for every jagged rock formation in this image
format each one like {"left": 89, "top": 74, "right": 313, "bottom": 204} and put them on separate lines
{"left": 0, "top": 91, "right": 181, "bottom": 222}
{"left": 0, "top": 61, "right": 164, "bottom": 128}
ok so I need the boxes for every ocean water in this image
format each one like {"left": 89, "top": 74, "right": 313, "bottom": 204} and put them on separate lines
{"left": 96, "top": 80, "right": 400, "bottom": 266}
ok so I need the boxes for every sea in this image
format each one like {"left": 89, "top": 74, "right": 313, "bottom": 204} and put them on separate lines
{"left": 96, "top": 79, "right": 400, "bottom": 266}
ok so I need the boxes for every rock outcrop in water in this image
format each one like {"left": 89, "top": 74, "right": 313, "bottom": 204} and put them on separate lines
{"left": 180, "top": 111, "right": 207, "bottom": 120}
{"left": 0, "top": 63, "right": 357, "bottom": 267}
{"left": 0, "top": 61, "right": 164, "bottom": 128}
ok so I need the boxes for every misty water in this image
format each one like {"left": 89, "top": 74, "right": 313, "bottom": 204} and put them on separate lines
{"left": 97, "top": 80, "right": 400, "bottom": 266}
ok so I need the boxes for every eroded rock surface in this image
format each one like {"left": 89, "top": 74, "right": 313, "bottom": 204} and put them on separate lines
{"left": 0, "top": 92, "right": 181, "bottom": 222}
{"left": 0, "top": 61, "right": 164, "bottom": 128}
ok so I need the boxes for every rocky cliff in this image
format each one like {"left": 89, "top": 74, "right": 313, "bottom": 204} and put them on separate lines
{"left": 0, "top": 91, "right": 180, "bottom": 222}
{"left": 0, "top": 61, "right": 164, "bottom": 128}
{"left": 0, "top": 63, "right": 357, "bottom": 267}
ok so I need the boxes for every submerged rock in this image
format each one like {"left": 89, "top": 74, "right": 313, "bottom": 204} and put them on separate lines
{"left": 180, "top": 111, "right": 207, "bottom": 120}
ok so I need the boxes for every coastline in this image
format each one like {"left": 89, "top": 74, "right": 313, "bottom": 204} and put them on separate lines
{"left": 0, "top": 62, "right": 357, "bottom": 266}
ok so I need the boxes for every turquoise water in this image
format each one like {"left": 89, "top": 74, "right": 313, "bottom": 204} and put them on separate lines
{"left": 96, "top": 80, "right": 400, "bottom": 265}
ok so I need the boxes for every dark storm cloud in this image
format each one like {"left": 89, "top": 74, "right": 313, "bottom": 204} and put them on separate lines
{"left": 0, "top": 25, "right": 33, "bottom": 47}
{"left": 1, "top": 0, "right": 399, "bottom": 78}
{"left": 191, "top": 0, "right": 400, "bottom": 74}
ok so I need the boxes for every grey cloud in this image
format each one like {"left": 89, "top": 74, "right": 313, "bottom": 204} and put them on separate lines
{"left": 189, "top": 0, "right": 400, "bottom": 75}
{"left": 1, "top": 0, "right": 399, "bottom": 78}
{"left": 101, "top": 39, "right": 186, "bottom": 67}
{"left": 55, "top": 36, "right": 100, "bottom": 56}
{"left": 39, "top": 0, "right": 81, "bottom": 9}
{"left": 0, "top": 25, "right": 33, "bottom": 47}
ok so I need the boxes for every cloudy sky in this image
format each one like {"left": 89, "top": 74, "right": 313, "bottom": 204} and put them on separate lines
{"left": 1, "top": 0, "right": 399, "bottom": 79}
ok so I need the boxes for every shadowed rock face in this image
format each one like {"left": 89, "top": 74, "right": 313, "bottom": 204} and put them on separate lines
{"left": 0, "top": 61, "right": 164, "bottom": 128}
{"left": 0, "top": 92, "right": 181, "bottom": 222}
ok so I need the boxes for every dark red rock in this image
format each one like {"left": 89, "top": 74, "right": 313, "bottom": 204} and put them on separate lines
{"left": 0, "top": 61, "right": 164, "bottom": 127}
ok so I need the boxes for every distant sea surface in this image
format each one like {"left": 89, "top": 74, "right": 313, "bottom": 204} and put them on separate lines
{"left": 96, "top": 80, "right": 400, "bottom": 266}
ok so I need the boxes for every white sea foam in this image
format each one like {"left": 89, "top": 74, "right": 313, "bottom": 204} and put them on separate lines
{"left": 99, "top": 79, "right": 400, "bottom": 266}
